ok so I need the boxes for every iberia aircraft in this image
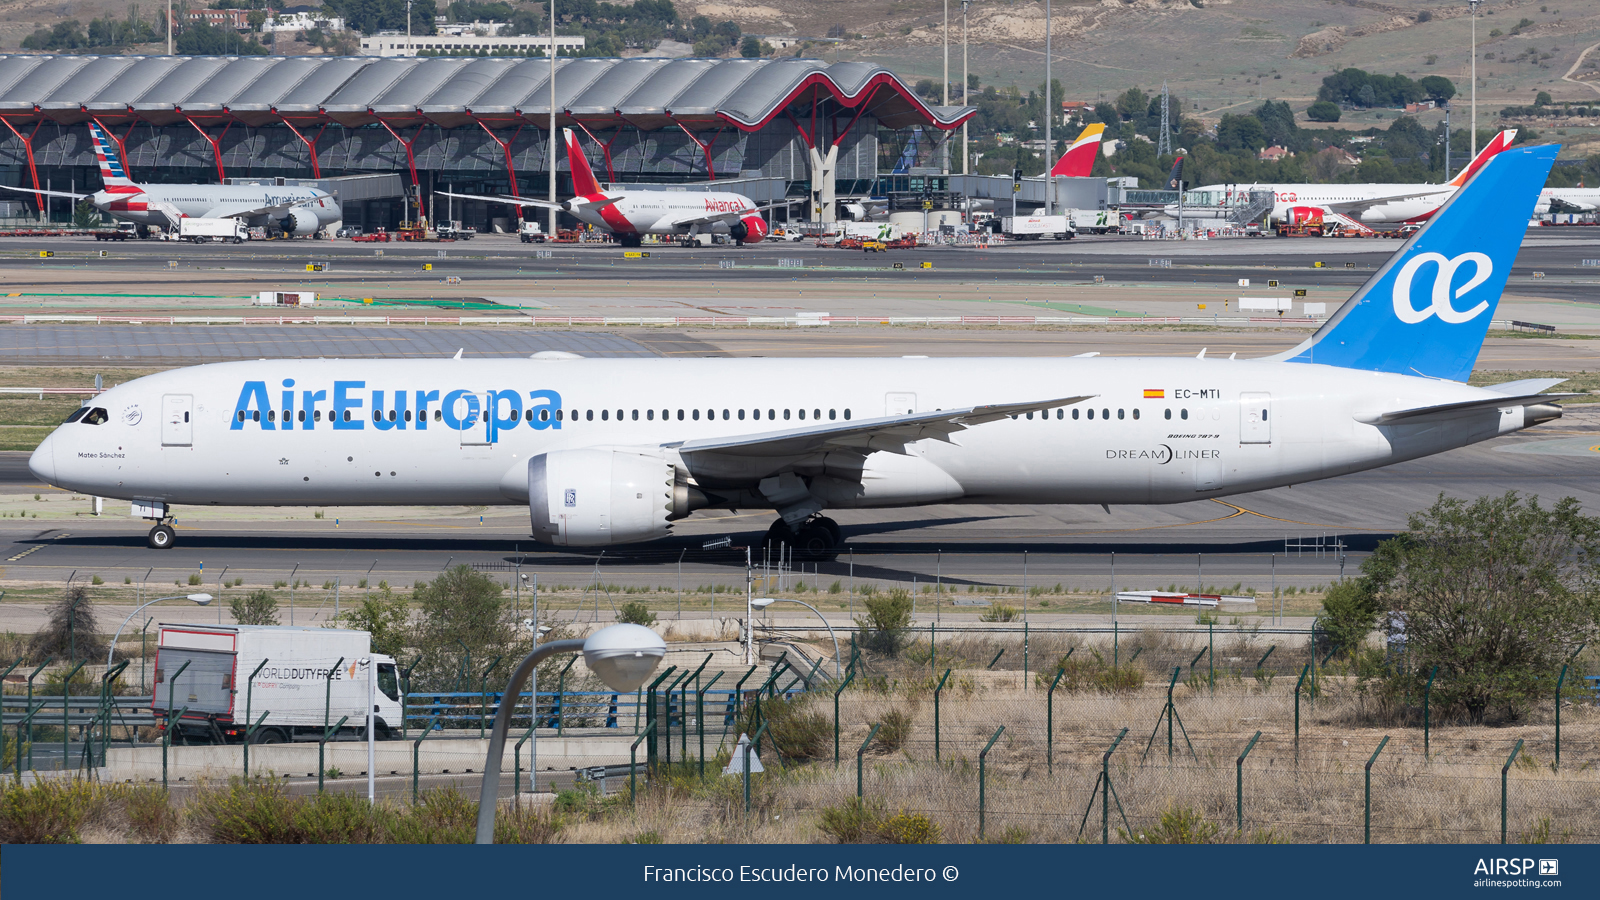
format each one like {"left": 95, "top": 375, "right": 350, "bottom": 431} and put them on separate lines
{"left": 440, "top": 128, "right": 772, "bottom": 247}
{"left": 29, "top": 144, "right": 1577, "bottom": 558}
{"left": 1184, "top": 129, "right": 1520, "bottom": 225}
{"left": 0, "top": 122, "right": 342, "bottom": 236}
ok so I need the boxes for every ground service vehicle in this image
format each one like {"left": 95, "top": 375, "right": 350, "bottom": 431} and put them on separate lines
{"left": 93, "top": 222, "right": 137, "bottom": 241}
{"left": 1068, "top": 209, "right": 1121, "bottom": 234}
{"left": 519, "top": 221, "right": 546, "bottom": 243}
{"left": 178, "top": 217, "right": 247, "bottom": 244}
{"left": 863, "top": 240, "right": 887, "bottom": 252}
{"left": 152, "top": 624, "right": 402, "bottom": 744}
{"left": 997, "top": 215, "right": 1075, "bottom": 240}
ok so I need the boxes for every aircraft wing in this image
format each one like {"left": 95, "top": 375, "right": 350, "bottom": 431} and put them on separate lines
{"left": 1321, "top": 187, "right": 1450, "bottom": 216}
{"left": 1547, "top": 195, "right": 1599, "bottom": 213}
{"left": 1356, "top": 392, "right": 1582, "bottom": 425}
{"left": 0, "top": 184, "right": 89, "bottom": 200}
{"left": 670, "top": 395, "right": 1096, "bottom": 459}
{"left": 437, "top": 190, "right": 563, "bottom": 210}
{"left": 198, "top": 195, "right": 330, "bottom": 220}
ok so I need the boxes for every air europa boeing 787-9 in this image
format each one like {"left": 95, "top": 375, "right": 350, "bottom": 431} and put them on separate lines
{"left": 30, "top": 144, "right": 1572, "bottom": 555}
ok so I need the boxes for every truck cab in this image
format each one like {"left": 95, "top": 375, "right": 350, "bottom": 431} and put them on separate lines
{"left": 519, "top": 220, "right": 546, "bottom": 243}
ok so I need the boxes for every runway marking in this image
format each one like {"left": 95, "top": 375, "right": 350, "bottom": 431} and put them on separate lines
{"left": 1209, "top": 499, "right": 1375, "bottom": 530}
{"left": 7, "top": 532, "right": 69, "bottom": 561}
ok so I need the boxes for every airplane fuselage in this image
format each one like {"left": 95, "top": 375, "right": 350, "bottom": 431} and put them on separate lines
{"left": 1190, "top": 183, "right": 1456, "bottom": 225}
{"left": 93, "top": 185, "right": 342, "bottom": 230}
{"left": 569, "top": 190, "right": 766, "bottom": 239}
{"left": 31, "top": 357, "right": 1539, "bottom": 515}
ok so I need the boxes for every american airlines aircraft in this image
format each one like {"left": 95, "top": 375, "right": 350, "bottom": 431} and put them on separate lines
{"left": 29, "top": 144, "right": 1571, "bottom": 556}
{"left": 1, "top": 123, "right": 343, "bottom": 236}
{"left": 441, "top": 129, "right": 771, "bottom": 247}
{"left": 1185, "top": 129, "right": 1519, "bottom": 225}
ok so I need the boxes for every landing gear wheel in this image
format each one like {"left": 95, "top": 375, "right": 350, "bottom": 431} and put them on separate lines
{"left": 148, "top": 524, "right": 175, "bottom": 550}
{"left": 796, "top": 523, "right": 838, "bottom": 560}
{"left": 762, "top": 519, "right": 796, "bottom": 549}
{"left": 813, "top": 516, "right": 842, "bottom": 546}
{"left": 618, "top": 233, "right": 643, "bottom": 248}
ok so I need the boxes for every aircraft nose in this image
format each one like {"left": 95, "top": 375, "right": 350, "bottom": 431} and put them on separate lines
{"left": 28, "top": 432, "right": 56, "bottom": 485}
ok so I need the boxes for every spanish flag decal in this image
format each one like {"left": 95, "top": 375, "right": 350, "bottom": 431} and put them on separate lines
{"left": 1143, "top": 389, "right": 1165, "bottom": 399}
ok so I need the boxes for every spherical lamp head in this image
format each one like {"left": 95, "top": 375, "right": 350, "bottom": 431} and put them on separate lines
{"left": 582, "top": 623, "right": 666, "bottom": 693}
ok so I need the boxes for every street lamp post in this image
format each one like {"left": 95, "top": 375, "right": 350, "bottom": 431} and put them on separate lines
{"left": 1468, "top": 0, "right": 1481, "bottom": 162}
{"left": 1043, "top": 0, "right": 1052, "bottom": 216}
{"left": 475, "top": 623, "right": 664, "bottom": 843}
{"left": 106, "top": 594, "right": 213, "bottom": 670}
{"left": 750, "top": 598, "right": 841, "bottom": 680}
{"left": 962, "top": 0, "right": 970, "bottom": 175}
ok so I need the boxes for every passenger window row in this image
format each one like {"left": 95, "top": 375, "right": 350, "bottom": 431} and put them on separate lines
{"left": 562, "top": 408, "right": 852, "bottom": 423}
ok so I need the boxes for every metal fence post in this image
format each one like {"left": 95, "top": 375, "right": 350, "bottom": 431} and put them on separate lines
{"left": 1046, "top": 664, "right": 1066, "bottom": 773}
{"left": 25, "top": 657, "right": 52, "bottom": 765}
{"left": 478, "top": 656, "right": 503, "bottom": 739}
{"left": 1502, "top": 739, "right": 1524, "bottom": 845}
{"left": 318, "top": 715, "right": 349, "bottom": 791}
{"left": 413, "top": 714, "right": 441, "bottom": 803}
{"left": 697, "top": 670, "right": 724, "bottom": 779}
{"left": 933, "top": 668, "right": 951, "bottom": 762}
{"left": 857, "top": 722, "right": 882, "bottom": 799}
{"left": 833, "top": 668, "right": 857, "bottom": 765}
{"left": 513, "top": 725, "right": 534, "bottom": 798}
{"left": 1294, "top": 663, "right": 1310, "bottom": 764}
{"left": 1236, "top": 730, "right": 1261, "bottom": 833}
{"left": 643, "top": 667, "right": 675, "bottom": 773}
{"left": 54, "top": 659, "right": 86, "bottom": 770}
{"left": 1555, "top": 664, "right": 1568, "bottom": 770}
{"left": 978, "top": 725, "right": 1005, "bottom": 841}
{"left": 1364, "top": 735, "right": 1390, "bottom": 844}
{"left": 242, "top": 658, "right": 268, "bottom": 779}
{"left": 1103, "top": 727, "right": 1127, "bottom": 844}
{"left": 630, "top": 720, "right": 657, "bottom": 805}
{"left": 1423, "top": 665, "right": 1438, "bottom": 760}
{"left": 682, "top": 654, "right": 712, "bottom": 762}
{"left": 732, "top": 664, "right": 757, "bottom": 718}
{"left": 555, "top": 656, "right": 578, "bottom": 735}
{"left": 161, "top": 659, "right": 191, "bottom": 788}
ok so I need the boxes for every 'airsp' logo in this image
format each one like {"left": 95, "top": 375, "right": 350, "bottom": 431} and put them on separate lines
{"left": 1392, "top": 251, "right": 1493, "bottom": 324}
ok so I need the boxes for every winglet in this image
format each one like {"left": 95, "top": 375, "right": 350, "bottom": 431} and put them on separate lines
{"left": 453, "top": 348, "right": 463, "bottom": 360}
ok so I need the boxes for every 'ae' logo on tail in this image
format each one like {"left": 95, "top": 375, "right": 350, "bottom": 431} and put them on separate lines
{"left": 1391, "top": 252, "right": 1493, "bottom": 324}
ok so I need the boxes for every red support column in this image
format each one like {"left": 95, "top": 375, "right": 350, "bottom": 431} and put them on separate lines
{"left": 275, "top": 113, "right": 328, "bottom": 178}
{"left": 671, "top": 120, "right": 724, "bottom": 181}
{"left": 572, "top": 122, "right": 623, "bottom": 184}
{"left": 373, "top": 117, "right": 424, "bottom": 191}
{"left": 181, "top": 114, "right": 232, "bottom": 182}
{"left": 0, "top": 117, "right": 43, "bottom": 202}
{"left": 471, "top": 117, "right": 524, "bottom": 197}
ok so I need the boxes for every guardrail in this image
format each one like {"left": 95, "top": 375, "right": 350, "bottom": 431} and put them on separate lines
{"left": 401, "top": 686, "right": 809, "bottom": 734}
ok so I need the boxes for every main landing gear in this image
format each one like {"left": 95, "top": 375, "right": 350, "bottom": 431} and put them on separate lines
{"left": 147, "top": 523, "right": 176, "bottom": 550}
{"left": 764, "top": 515, "right": 842, "bottom": 560}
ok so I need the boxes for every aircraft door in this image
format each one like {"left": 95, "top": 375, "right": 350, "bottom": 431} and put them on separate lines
{"left": 885, "top": 393, "right": 917, "bottom": 416}
{"left": 161, "top": 394, "right": 193, "bottom": 447}
{"left": 1240, "top": 392, "right": 1272, "bottom": 444}
{"left": 457, "top": 392, "right": 492, "bottom": 447}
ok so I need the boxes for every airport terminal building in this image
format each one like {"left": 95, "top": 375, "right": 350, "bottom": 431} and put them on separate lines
{"left": 0, "top": 55, "right": 972, "bottom": 231}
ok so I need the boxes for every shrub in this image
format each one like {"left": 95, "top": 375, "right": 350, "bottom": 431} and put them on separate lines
{"left": 856, "top": 588, "right": 912, "bottom": 656}
{"left": 124, "top": 786, "right": 180, "bottom": 843}
{"left": 230, "top": 589, "right": 280, "bottom": 626}
{"left": 91, "top": 575, "right": 103, "bottom": 585}
{"left": 1050, "top": 652, "right": 1144, "bottom": 693}
{"left": 818, "top": 796, "right": 885, "bottom": 843}
{"left": 880, "top": 811, "right": 941, "bottom": 843}
{"left": 980, "top": 603, "right": 1017, "bottom": 622}
{"left": 493, "top": 803, "right": 561, "bottom": 844}
{"left": 0, "top": 780, "right": 101, "bottom": 843}
{"left": 877, "top": 707, "right": 913, "bottom": 752}
{"left": 1307, "top": 100, "right": 1341, "bottom": 122}
{"left": 30, "top": 584, "right": 105, "bottom": 662}
{"left": 1123, "top": 805, "right": 1220, "bottom": 844}
{"left": 188, "top": 574, "right": 202, "bottom": 586}
{"left": 617, "top": 600, "right": 656, "bottom": 626}
{"left": 743, "top": 695, "right": 831, "bottom": 761}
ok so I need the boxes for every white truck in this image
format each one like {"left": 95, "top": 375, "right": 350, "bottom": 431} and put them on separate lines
{"left": 1067, "top": 209, "right": 1122, "bottom": 235}
{"left": 519, "top": 220, "right": 546, "bottom": 243}
{"left": 153, "top": 624, "right": 403, "bottom": 745}
{"left": 178, "top": 217, "right": 247, "bottom": 244}
{"left": 996, "top": 215, "right": 1076, "bottom": 240}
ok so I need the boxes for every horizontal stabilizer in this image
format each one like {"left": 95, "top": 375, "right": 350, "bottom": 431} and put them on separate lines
{"left": 1357, "top": 392, "right": 1581, "bottom": 425}
{"left": 1482, "top": 377, "right": 1568, "bottom": 396}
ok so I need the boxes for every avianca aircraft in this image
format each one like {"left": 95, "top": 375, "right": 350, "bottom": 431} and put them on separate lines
{"left": 30, "top": 144, "right": 1573, "bottom": 555}
{"left": 0, "top": 123, "right": 342, "bottom": 235}
{"left": 441, "top": 129, "right": 769, "bottom": 247}
{"left": 1185, "top": 129, "right": 1520, "bottom": 225}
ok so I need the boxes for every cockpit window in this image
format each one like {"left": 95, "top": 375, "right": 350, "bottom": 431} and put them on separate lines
{"left": 80, "top": 408, "right": 109, "bottom": 425}
{"left": 63, "top": 407, "right": 88, "bottom": 424}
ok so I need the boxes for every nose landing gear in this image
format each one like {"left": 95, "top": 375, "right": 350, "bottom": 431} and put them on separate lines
{"left": 764, "top": 515, "right": 841, "bottom": 560}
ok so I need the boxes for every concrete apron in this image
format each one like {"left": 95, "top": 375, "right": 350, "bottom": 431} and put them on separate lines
{"left": 104, "top": 736, "right": 634, "bottom": 783}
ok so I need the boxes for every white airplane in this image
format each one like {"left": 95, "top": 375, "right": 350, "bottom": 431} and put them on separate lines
{"left": 29, "top": 144, "right": 1573, "bottom": 557}
{"left": 1535, "top": 186, "right": 1600, "bottom": 215}
{"left": 0, "top": 122, "right": 343, "bottom": 236}
{"left": 1183, "top": 129, "right": 1519, "bottom": 226}
{"left": 440, "top": 129, "right": 772, "bottom": 247}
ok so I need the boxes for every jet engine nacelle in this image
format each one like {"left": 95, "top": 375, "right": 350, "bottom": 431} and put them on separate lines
{"left": 528, "top": 449, "right": 676, "bottom": 546}
{"left": 729, "top": 214, "right": 767, "bottom": 245}
{"left": 1284, "top": 205, "right": 1326, "bottom": 227}
{"left": 281, "top": 208, "right": 318, "bottom": 236}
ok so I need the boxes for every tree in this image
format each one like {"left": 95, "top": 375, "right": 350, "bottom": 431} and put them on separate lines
{"left": 1417, "top": 75, "right": 1456, "bottom": 102}
{"left": 1216, "top": 113, "right": 1267, "bottom": 151}
{"left": 334, "top": 588, "right": 411, "bottom": 656}
{"left": 410, "top": 566, "right": 515, "bottom": 690}
{"left": 617, "top": 600, "right": 656, "bottom": 626}
{"left": 230, "top": 589, "right": 281, "bottom": 626}
{"left": 73, "top": 200, "right": 98, "bottom": 229}
{"left": 1364, "top": 492, "right": 1600, "bottom": 723}
{"left": 1318, "top": 579, "right": 1380, "bottom": 658}
{"left": 32, "top": 585, "right": 105, "bottom": 662}
{"left": 739, "top": 35, "right": 762, "bottom": 57}
{"left": 1116, "top": 87, "right": 1150, "bottom": 122}
{"left": 1534, "top": 91, "right": 1553, "bottom": 107}
{"left": 1307, "top": 100, "right": 1342, "bottom": 122}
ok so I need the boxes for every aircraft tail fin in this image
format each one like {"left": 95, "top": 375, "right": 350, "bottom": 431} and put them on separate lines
{"left": 1447, "top": 129, "right": 1517, "bottom": 187}
{"left": 1164, "top": 154, "right": 1186, "bottom": 192}
{"left": 563, "top": 128, "right": 602, "bottom": 196}
{"left": 1276, "top": 144, "right": 1558, "bottom": 382}
{"left": 1049, "top": 124, "right": 1105, "bottom": 177}
{"left": 87, "top": 122, "right": 137, "bottom": 191}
